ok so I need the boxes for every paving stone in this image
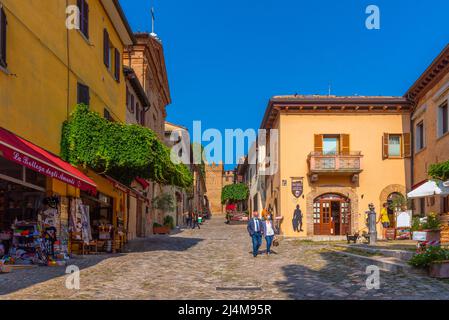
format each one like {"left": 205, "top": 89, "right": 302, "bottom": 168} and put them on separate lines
{"left": 1, "top": 216, "right": 449, "bottom": 299}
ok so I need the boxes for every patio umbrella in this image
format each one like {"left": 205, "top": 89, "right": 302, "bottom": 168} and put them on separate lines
{"left": 407, "top": 180, "right": 449, "bottom": 199}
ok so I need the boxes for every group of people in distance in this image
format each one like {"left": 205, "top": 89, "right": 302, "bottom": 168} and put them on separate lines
{"left": 246, "top": 209, "right": 278, "bottom": 257}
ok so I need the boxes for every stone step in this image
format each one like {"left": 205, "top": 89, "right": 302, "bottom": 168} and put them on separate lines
{"left": 329, "top": 248, "right": 425, "bottom": 275}
{"left": 337, "top": 244, "right": 416, "bottom": 261}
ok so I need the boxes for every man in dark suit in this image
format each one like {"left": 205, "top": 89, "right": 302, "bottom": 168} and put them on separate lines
{"left": 247, "top": 211, "right": 264, "bottom": 257}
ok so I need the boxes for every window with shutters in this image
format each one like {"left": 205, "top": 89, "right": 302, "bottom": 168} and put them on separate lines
{"left": 77, "top": 83, "right": 90, "bottom": 105}
{"left": 314, "top": 134, "right": 350, "bottom": 155}
{"left": 77, "top": 0, "right": 89, "bottom": 39}
{"left": 0, "top": 6, "right": 7, "bottom": 68}
{"left": 383, "top": 133, "right": 411, "bottom": 159}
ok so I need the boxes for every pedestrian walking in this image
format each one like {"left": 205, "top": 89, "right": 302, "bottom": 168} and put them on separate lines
{"left": 247, "top": 211, "right": 264, "bottom": 257}
{"left": 185, "top": 211, "right": 192, "bottom": 227}
{"left": 262, "top": 214, "right": 278, "bottom": 255}
{"left": 377, "top": 203, "right": 390, "bottom": 238}
{"left": 292, "top": 205, "right": 303, "bottom": 232}
{"left": 192, "top": 211, "right": 201, "bottom": 229}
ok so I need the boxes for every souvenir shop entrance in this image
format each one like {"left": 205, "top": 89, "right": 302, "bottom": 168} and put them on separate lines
{"left": 0, "top": 156, "right": 65, "bottom": 266}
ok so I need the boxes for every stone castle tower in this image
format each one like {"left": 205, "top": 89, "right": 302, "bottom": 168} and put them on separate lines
{"left": 205, "top": 162, "right": 224, "bottom": 214}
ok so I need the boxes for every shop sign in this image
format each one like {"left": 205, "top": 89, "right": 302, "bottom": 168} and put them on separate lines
{"left": 291, "top": 179, "right": 303, "bottom": 198}
{"left": 0, "top": 147, "right": 96, "bottom": 194}
{"left": 412, "top": 231, "right": 427, "bottom": 242}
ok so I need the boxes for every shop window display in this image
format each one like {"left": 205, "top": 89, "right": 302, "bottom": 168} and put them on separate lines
{"left": 0, "top": 174, "right": 69, "bottom": 266}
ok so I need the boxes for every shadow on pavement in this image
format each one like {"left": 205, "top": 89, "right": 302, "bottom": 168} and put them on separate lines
{"left": 274, "top": 248, "right": 449, "bottom": 300}
{"left": 0, "top": 234, "right": 203, "bottom": 296}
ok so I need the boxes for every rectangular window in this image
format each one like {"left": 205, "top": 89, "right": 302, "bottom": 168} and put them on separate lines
{"left": 438, "top": 102, "right": 448, "bottom": 137}
{"left": 77, "top": 83, "right": 90, "bottom": 105}
{"left": 136, "top": 103, "right": 140, "bottom": 123}
{"left": 0, "top": 6, "right": 7, "bottom": 68}
{"left": 104, "top": 108, "right": 113, "bottom": 122}
{"left": 114, "top": 48, "right": 120, "bottom": 81}
{"left": 130, "top": 94, "right": 135, "bottom": 113}
{"left": 416, "top": 121, "right": 425, "bottom": 151}
{"left": 322, "top": 135, "right": 339, "bottom": 155}
{"left": 77, "top": 0, "right": 89, "bottom": 39}
{"left": 103, "top": 29, "right": 110, "bottom": 68}
{"left": 388, "top": 134, "right": 402, "bottom": 157}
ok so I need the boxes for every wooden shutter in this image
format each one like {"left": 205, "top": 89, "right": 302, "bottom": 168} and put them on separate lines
{"left": 383, "top": 133, "right": 389, "bottom": 159}
{"left": 314, "top": 134, "right": 323, "bottom": 154}
{"left": 340, "top": 134, "right": 350, "bottom": 155}
{"left": 103, "top": 29, "right": 109, "bottom": 68}
{"left": 0, "top": 7, "right": 7, "bottom": 68}
{"left": 114, "top": 48, "right": 120, "bottom": 81}
{"left": 403, "top": 133, "right": 411, "bottom": 158}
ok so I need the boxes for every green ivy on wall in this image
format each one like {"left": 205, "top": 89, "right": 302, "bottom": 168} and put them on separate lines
{"left": 429, "top": 160, "right": 449, "bottom": 181}
{"left": 61, "top": 104, "right": 193, "bottom": 188}
{"left": 221, "top": 183, "right": 249, "bottom": 204}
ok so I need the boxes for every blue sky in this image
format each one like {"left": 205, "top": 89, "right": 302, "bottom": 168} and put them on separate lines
{"left": 121, "top": 0, "right": 449, "bottom": 169}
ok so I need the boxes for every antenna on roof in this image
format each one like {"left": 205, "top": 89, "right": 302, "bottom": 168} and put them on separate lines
{"left": 150, "top": 7, "right": 156, "bottom": 36}
{"left": 328, "top": 82, "right": 332, "bottom": 96}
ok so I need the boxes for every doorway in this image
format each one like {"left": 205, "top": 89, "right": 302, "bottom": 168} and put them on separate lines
{"left": 313, "top": 194, "right": 351, "bottom": 235}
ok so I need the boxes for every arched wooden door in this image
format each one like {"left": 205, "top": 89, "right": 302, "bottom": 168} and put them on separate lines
{"left": 313, "top": 194, "right": 351, "bottom": 235}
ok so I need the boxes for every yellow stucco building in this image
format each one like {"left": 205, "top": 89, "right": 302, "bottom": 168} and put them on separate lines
{"left": 0, "top": 0, "right": 134, "bottom": 251}
{"left": 260, "top": 95, "right": 412, "bottom": 238}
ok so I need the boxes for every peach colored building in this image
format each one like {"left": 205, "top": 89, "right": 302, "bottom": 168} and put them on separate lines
{"left": 260, "top": 95, "right": 412, "bottom": 238}
{"left": 406, "top": 44, "right": 449, "bottom": 216}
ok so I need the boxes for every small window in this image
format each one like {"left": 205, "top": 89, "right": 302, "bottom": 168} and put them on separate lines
{"left": 130, "top": 94, "right": 135, "bottom": 113}
{"left": 77, "top": 83, "right": 90, "bottom": 105}
{"left": 103, "top": 29, "right": 110, "bottom": 68}
{"left": 416, "top": 121, "right": 425, "bottom": 151}
{"left": 104, "top": 108, "right": 113, "bottom": 122}
{"left": 136, "top": 103, "right": 140, "bottom": 123}
{"left": 114, "top": 48, "right": 120, "bottom": 82}
{"left": 0, "top": 6, "right": 7, "bottom": 68}
{"left": 388, "top": 135, "right": 402, "bottom": 157}
{"left": 77, "top": 0, "right": 89, "bottom": 39}
{"left": 438, "top": 102, "right": 448, "bottom": 137}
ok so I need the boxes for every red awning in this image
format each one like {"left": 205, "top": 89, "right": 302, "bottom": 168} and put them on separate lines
{"left": 135, "top": 177, "right": 150, "bottom": 189}
{"left": 0, "top": 127, "right": 97, "bottom": 194}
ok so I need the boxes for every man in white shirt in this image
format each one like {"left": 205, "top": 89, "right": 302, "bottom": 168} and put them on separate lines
{"left": 247, "top": 212, "right": 264, "bottom": 257}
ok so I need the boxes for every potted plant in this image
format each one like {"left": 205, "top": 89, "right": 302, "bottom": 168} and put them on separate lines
{"left": 409, "top": 246, "right": 449, "bottom": 278}
{"left": 163, "top": 215, "right": 175, "bottom": 230}
{"left": 153, "top": 222, "right": 170, "bottom": 235}
{"left": 412, "top": 213, "right": 441, "bottom": 243}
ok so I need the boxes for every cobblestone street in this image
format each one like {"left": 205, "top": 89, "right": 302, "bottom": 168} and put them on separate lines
{"left": 2, "top": 215, "right": 449, "bottom": 300}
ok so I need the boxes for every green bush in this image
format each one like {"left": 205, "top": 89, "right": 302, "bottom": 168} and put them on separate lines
{"left": 61, "top": 104, "right": 193, "bottom": 188}
{"left": 221, "top": 183, "right": 249, "bottom": 204}
{"left": 429, "top": 161, "right": 449, "bottom": 181}
{"left": 411, "top": 213, "right": 441, "bottom": 231}
{"left": 163, "top": 215, "right": 175, "bottom": 229}
{"left": 411, "top": 216, "right": 421, "bottom": 232}
{"left": 409, "top": 246, "right": 449, "bottom": 268}
{"left": 153, "top": 222, "right": 163, "bottom": 228}
{"left": 422, "top": 213, "right": 441, "bottom": 231}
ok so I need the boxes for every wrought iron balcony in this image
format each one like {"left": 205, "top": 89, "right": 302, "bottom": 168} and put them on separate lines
{"left": 308, "top": 151, "right": 363, "bottom": 175}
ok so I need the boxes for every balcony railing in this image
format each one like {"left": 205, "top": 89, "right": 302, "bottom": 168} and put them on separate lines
{"left": 308, "top": 151, "right": 363, "bottom": 174}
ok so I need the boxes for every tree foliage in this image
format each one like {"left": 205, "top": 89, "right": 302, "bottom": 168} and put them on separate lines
{"left": 61, "top": 104, "right": 193, "bottom": 188}
{"left": 221, "top": 183, "right": 249, "bottom": 204}
{"left": 429, "top": 160, "right": 449, "bottom": 181}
